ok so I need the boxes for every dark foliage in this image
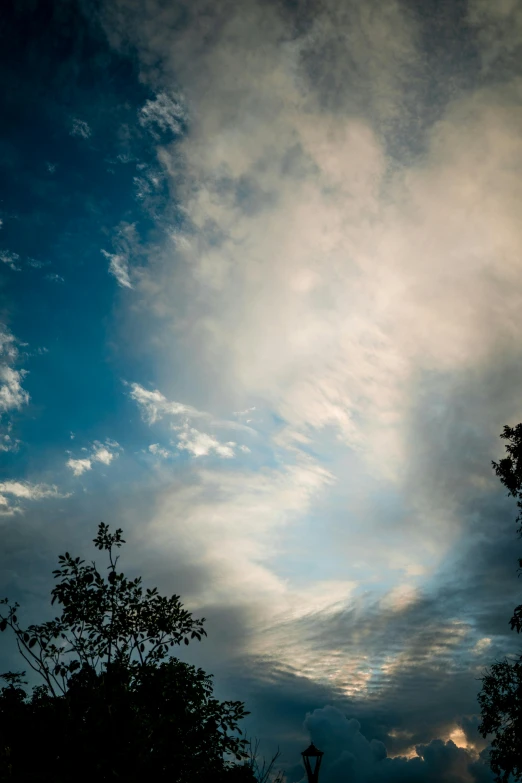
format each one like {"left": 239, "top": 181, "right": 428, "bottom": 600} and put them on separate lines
{"left": 0, "top": 523, "right": 250, "bottom": 782}
{"left": 478, "top": 425, "right": 522, "bottom": 782}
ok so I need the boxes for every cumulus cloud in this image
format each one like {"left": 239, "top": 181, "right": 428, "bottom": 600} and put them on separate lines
{"left": 66, "top": 439, "right": 121, "bottom": 476}
{"left": 92, "top": 442, "right": 116, "bottom": 465}
{"left": 175, "top": 425, "right": 236, "bottom": 458}
{"left": 302, "top": 706, "right": 492, "bottom": 783}
{"left": 67, "top": 457, "right": 92, "bottom": 477}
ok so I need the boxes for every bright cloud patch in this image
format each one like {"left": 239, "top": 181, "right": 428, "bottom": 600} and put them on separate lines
{"left": 130, "top": 383, "right": 202, "bottom": 424}
{"left": 66, "top": 439, "right": 121, "bottom": 476}
{"left": 67, "top": 458, "right": 92, "bottom": 477}
{"left": 175, "top": 425, "right": 236, "bottom": 458}
{"left": 139, "top": 92, "right": 186, "bottom": 137}
{"left": 0, "top": 365, "right": 28, "bottom": 413}
{"left": 102, "top": 221, "right": 141, "bottom": 288}
{"left": 0, "top": 325, "right": 29, "bottom": 452}
{"left": 0, "top": 481, "right": 67, "bottom": 515}
{"left": 102, "top": 250, "right": 132, "bottom": 288}
{"left": 131, "top": 383, "right": 253, "bottom": 458}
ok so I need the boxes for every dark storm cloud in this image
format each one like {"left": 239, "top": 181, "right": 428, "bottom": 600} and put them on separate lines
{"left": 304, "top": 705, "right": 493, "bottom": 783}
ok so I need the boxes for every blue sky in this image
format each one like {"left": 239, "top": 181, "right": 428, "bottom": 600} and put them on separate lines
{"left": 2, "top": 0, "right": 522, "bottom": 780}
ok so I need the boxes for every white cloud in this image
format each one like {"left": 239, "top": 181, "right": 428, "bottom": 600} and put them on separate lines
{"left": 139, "top": 92, "right": 186, "bottom": 137}
{"left": 0, "top": 326, "right": 29, "bottom": 415}
{"left": 0, "top": 481, "right": 68, "bottom": 516}
{"left": 0, "top": 365, "right": 28, "bottom": 413}
{"left": 127, "top": 4, "right": 522, "bottom": 508}
{"left": 92, "top": 439, "right": 121, "bottom": 465}
{"left": 130, "top": 383, "right": 254, "bottom": 458}
{"left": 0, "top": 481, "right": 64, "bottom": 500}
{"left": 0, "top": 250, "right": 21, "bottom": 271}
{"left": 102, "top": 221, "right": 140, "bottom": 289}
{"left": 148, "top": 443, "right": 171, "bottom": 459}
{"left": 70, "top": 118, "right": 91, "bottom": 139}
{"left": 130, "top": 382, "right": 202, "bottom": 424}
{"left": 176, "top": 425, "right": 236, "bottom": 458}
{"left": 67, "top": 439, "right": 121, "bottom": 476}
{"left": 102, "top": 250, "right": 132, "bottom": 288}
{"left": 0, "top": 326, "right": 29, "bottom": 453}
{"left": 45, "top": 273, "right": 65, "bottom": 283}
{"left": 67, "top": 458, "right": 92, "bottom": 476}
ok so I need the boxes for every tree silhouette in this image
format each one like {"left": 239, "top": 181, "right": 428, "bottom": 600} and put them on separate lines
{"left": 478, "top": 425, "right": 522, "bottom": 782}
{"left": 0, "top": 523, "right": 249, "bottom": 782}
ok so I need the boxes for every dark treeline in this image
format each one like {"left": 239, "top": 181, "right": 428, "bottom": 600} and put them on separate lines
{"left": 478, "top": 425, "right": 522, "bottom": 783}
{"left": 0, "top": 523, "right": 258, "bottom": 782}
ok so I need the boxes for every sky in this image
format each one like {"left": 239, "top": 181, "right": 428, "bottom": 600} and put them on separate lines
{"left": 1, "top": 0, "right": 522, "bottom": 779}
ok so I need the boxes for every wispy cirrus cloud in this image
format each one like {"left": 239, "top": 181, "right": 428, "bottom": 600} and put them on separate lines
{"left": 102, "top": 221, "right": 139, "bottom": 288}
{"left": 102, "top": 249, "right": 132, "bottom": 288}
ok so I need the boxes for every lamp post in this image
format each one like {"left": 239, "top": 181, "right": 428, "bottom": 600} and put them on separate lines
{"left": 301, "top": 743, "right": 324, "bottom": 783}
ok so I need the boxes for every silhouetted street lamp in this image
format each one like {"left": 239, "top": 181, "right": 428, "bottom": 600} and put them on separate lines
{"left": 301, "top": 743, "right": 324, "bottom": 783}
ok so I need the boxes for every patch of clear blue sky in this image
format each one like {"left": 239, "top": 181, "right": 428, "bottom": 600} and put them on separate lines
{"left": 0, "top": 1, "right": 181, "bottom": 479}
